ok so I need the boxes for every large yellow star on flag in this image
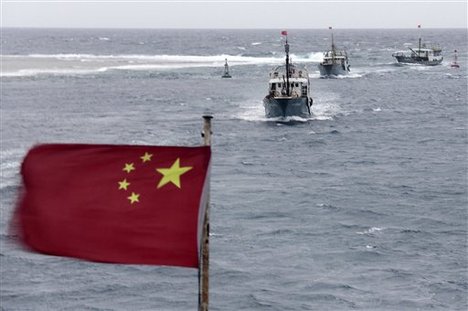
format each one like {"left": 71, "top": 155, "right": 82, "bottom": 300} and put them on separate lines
{"left": 156, "top": 158, "right": 192, "bottom": 189}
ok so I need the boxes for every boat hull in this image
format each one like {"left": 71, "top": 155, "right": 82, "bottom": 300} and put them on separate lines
{"left": 318, "top": 63, "right": 349, "bottom": 77}
{"left": 263, "top": 97, "right": 311, "bottom": 118}
{"left": 394, "top": 55, "right": 443, "bottom": 66}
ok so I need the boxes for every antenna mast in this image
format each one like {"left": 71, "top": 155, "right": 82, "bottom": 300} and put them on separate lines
{"left": 285, "top": 35, "right": 290, "bottom": 96}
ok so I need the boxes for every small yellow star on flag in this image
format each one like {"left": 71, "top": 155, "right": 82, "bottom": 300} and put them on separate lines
{"left": 123, "top": 163, "right": 135, "bottom": 173}
{"left": 118, "top": 179, "right": 130, "bottom": 190}
{"left": 128, "top": 192, "right": 140, "bottom": 204}
{"left": 141, "top": 152, "right": 153, "bottom": 163}
{"left": 156, "top": 158, "right": 192, "bottom": 189}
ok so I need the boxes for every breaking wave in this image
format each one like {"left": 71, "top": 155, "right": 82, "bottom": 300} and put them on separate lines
{"left": 2, "top": 52, "right": 324, "bottom": 77}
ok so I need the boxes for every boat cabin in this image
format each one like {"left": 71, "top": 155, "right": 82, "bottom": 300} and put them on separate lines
{"left": 393, "top": 42, "right": 443, "bottom": 63}
{"left": 321, "top": 50, "right": 348, "bottom": 65}
{"left": 268, "top": 78, "right": 309, "bottom": 98}
{"left": 412, "top": 46, "right": 442, "bottom": 61}
{"left": 267, "top": 64, "right": 309, "bottom": 98}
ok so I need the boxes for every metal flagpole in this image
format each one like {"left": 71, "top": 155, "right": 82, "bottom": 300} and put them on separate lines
{"left": 199, "top": 115, "right": 212, "bottom": 311}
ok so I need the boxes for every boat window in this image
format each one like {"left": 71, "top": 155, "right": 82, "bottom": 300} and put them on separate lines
{"left": 271, "top": 83, "right": 276, "bottom": 90}
{"left": 295, "top": 83, "right": 299, "bottom": 87}
{"left": 278, "top": 83, "right": 281, "bottom": 88}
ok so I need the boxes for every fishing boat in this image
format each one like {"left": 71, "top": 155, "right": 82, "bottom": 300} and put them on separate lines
{"left": 318, "top": 27, "right": 350, "bottom": 77}
{"left": 392, "top": 25, "right": 443, "bottom": 66}
{"left": 221, "top": 58, "right": 232, "bottom": 78}
{"left": 263, "top": 31, "right": 313, "bottom": 118}
{"left": 450, "top": 49, "right": 460, "bottom": 68}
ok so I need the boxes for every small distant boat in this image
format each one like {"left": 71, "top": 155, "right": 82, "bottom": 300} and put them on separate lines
{"left": 451, "top": 49, "right": 460, "bottom": 68}
{"left": 318, "top": 27, "right": 350, "bottom": 77}
{"left": 392, "top": 25, "right": 443, "bottom": 66}
{"left": 221, "top": 58, "right": 232, "bottom": 78}
{"left": 263, "top": 31, "right": 313, "bottom": 118}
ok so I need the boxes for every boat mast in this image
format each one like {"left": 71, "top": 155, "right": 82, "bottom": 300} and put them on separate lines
{"left": 329, "top": 26, "right": 336, "bottom": 58}
{"left": 418, "top": 24, "right": 422, "bottom": 51}
{"left": 284, "top": 34, "right": 290, "bottom": 96}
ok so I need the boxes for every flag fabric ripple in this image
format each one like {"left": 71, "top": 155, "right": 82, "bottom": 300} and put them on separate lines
{"left": 16, "top": 144, "right": 211, "bottom": 268}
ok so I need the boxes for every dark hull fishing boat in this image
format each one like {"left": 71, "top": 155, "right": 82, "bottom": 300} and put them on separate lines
{"left": 263, "top": 31, "right": 313, "bottom": 118}
{"left": 392, "top": 25, "right": 443, "bottom": 66}
{"left": 318, "top": 27, "right": 350, "bottom": 77}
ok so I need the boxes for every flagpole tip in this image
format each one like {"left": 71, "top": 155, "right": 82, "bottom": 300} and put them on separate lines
{"left": 201, "top": 114, "right": 213, "bottom": 143}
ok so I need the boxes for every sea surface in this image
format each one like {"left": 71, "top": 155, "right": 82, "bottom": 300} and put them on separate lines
{"left": 1, "top": 28, "right": 467, "bottom": 310}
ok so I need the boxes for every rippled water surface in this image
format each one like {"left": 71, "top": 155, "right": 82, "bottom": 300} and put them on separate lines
{"left": 1, "top": 28, "right": 467, "bottom": 310}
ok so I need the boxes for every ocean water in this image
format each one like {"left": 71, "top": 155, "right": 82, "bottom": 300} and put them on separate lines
{"left": 1, "top": 28, "right": 467, "bottom": 310}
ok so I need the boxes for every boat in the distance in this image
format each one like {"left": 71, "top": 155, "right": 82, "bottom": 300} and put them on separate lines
{"left": 263, "top": 31, "right": 313, "bottom": 119}
{"left": 221, "top": 58, "right": 232, "bottom": 78}
{"left": 450, "top": 49, "right": 460, "bottom": 68}
{"left": 392, "top": 25, "right": 443, "bottom": 66}
{"left": 318, "top": 27, "right": 350, "bottom": 77}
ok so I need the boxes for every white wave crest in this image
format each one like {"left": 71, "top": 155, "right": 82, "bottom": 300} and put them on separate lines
{"left": 235, "top": 100, "right": 267, "bottom": 122}
{"left": 310, "top": 91, "right": 344, "bottom": 120}
{"left": 357, "top": 227, "right": 385, "bottom": 235}
{"left": 0, "top": 53, "right": 272, "bottom": 77}
{"left": 22, "top": 52, "right": 324, "bottom": 64}
{"left": 0, "top": 148, "right": 24, "bottom": 190}
{"left": 303, "top": 52, "right": 324, "bottom": 62}
{"left": 2, "top": 67, "right": 109, "bottom": 77}
{"left": 2, "top": 52, "right": 325, "bottom": 77}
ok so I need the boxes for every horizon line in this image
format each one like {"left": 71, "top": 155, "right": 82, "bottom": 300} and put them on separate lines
{"left": 2, "top": 26, "right": 467, "bottom": 30}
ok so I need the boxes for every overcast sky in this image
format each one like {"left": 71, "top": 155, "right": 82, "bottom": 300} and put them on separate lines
{"left": 2, "top": 0, "right": 467, "bottom": 29}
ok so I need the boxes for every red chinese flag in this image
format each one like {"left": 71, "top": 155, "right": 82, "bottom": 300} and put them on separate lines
{"left": 16, "top": 144, "right": 211, "bottom": 268}
{"left": 281, "top": 30, "right": 288, "bottom": 36}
